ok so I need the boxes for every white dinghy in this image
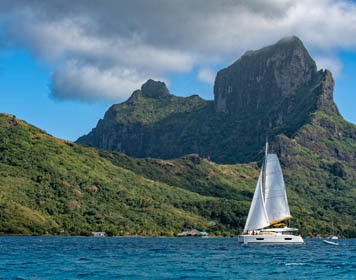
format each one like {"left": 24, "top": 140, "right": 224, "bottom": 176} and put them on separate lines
{"left": 323, "top": 240, "right": 339, "bottom": 246}
{"left": 238, "top": 141, "right": 304, "bottom": 244}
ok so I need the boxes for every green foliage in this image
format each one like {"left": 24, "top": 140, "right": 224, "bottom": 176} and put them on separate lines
{"left": 0, "top": 114, "right": 250, "bottom": 236}
{"left": 1, "top": 111, "right": 356, "bottom": 237}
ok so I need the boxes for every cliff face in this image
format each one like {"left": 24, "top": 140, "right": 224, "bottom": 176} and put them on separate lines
{"left": 77, "top": 79, "right": 210, "bottom": 159}
{"left": 140, "top": 79, "right": 170, "bottom": 98}
{"left": 77, "top": 36, "right": 349, "bottom": 164}
{"left": 214, "top": 36, "right": 318, "bottom": 114}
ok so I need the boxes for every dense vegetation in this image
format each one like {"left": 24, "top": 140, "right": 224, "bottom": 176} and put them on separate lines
{"left": 277, "top": 109, "right": 356, "bottom": 238}
{"left": 1, "top": 111, "right": 356, "bottom": 237}
{"left": 0, "top": 113, "right": 255, "bottom": 236}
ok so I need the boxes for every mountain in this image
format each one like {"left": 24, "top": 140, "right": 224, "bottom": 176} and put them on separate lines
{"left": 77, "top": 36, "right": 356, "bottom": 236}
{"left": 0, "top": 113, "right": 258, "bottom": 236}
{"left": 77, "top": 36, "right": 339, "bottom": 164}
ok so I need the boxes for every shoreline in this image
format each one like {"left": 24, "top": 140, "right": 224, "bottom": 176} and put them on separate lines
{"left": 0, "top": 234, "right": 347, "bottom": 238}
{"left": 0, "top": 234, "right": 231, "bottom": 238}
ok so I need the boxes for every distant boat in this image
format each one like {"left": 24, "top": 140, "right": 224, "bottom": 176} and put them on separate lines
{"left": 238, "top": 141, "right": 304, "bottom": 244}
{"left": 327, "top": 219, "right": 338, "bottom": 240}
{"left": 323, "top": 240, "right": 339, "bottom": 246}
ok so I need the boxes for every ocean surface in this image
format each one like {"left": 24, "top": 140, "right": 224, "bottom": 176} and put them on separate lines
{"left": 0, "top": 237, "right": 355, "bottom": 279}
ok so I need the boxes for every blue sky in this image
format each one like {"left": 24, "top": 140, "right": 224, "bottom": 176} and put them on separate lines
{"left": 0, "top": 48, "right": 112, "bottom": 140}
{"left": 0, "top": 48, "right": 216, "bottom": 140}
{"left": 333, "top": 51, "right": 356, "bottom": 124}
{"left": 1, "top": 1, "right": 356, "bottom": 141}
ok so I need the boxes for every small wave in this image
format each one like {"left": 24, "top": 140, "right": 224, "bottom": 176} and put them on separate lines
{"left": 270, "top": 270, "right": 287, "bottom": 275}
{"left": 77, "top": 273, "right": 94, "bottom": 278}
{"left": 285, "top": 263, "right": 306, "bottom": 266}
{"left": 21, "top": 261, "right": 36, "bottom": 265}
{"left": 78, "top": 257, "right": 92, "bottom": 261}
{"left": 148, "top": 248, "right": 162, "bottom": 252}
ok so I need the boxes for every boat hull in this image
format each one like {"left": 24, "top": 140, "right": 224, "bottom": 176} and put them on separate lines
{"left": 238, "top": 234, "right": 304, "bottom": 244}
{"left": 323, "top": 240, "right": 339, "bottom": 246}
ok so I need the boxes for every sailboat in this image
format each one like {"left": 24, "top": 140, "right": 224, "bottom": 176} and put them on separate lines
{"left": 238, "top": 141, "right": 304, "bottom": 244}
{"left": 327, "top": 219, "right": 338, "bottom": 240}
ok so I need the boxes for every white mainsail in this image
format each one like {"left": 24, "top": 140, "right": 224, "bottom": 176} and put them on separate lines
{"left": 264, "top": 154, "right": 291, "bottom": 224}
{"left": 243, "top": 170, "right": 270, "bottom": 232}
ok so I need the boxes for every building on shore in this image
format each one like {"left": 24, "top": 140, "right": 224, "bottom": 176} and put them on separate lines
{"left": 178, "top": 229, "right": 208, "bottom": 237}
{"left": 92, "top": 232, "right": 107, "bottom": 237}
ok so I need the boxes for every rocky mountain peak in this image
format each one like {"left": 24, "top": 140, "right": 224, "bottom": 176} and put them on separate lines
{"left": 141, "top": 79, "right": 170, "bottom": 98}
{"left": 214, "top": 36, "right": 318, "bottom": 113}
{"left": 275, "top": 35, "right": 304, "bottom": 47}
{"left": 77, "top": 36, "right": 345, "bottom": 165}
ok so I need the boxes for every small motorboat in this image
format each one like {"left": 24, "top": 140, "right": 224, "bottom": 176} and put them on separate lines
{"left": 329, "top": 235, "right": 338, "bottom": 240}
{"left": 323, "top": 239, "right": 339, "bottom": 246}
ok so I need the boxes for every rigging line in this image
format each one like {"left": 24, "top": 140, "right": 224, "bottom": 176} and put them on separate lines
{"left": 265, "top": 194, "right": 288, "bottom": 199}
{"left": 265, "top": 171, "right": 281, "bottom": 175}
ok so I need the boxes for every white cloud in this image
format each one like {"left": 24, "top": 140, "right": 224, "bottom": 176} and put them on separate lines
{"left": 315, "top": 57, "right": 343, "bottom": 77}
{"left": 198, "top": 68, "right": 216, "bottom": 85}
{"left": 51, "top": 61, "right": 147, "bottom": 101}
{"left": 1, "top": 0, "right": 356, "bottom": 101}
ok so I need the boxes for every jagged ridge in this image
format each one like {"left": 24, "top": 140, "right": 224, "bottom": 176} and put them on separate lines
{"left": 77, "top": 36, "right": 340, "bottom": 164}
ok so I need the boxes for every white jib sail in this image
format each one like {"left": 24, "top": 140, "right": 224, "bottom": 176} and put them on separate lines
{"left": 264, "top": 154, "right": 291, "bottom": 224}
{"left": 243, "top": 169, "right": 270, "bottom": 232}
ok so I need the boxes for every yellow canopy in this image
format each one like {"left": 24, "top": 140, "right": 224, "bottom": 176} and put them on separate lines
{"left": 269, "top": 216, "right": 292, "bottom": 226}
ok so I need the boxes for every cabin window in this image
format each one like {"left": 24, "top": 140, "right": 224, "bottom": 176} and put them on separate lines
{"left": 284, "top": 238, "right": 292, "bottom": 240}
{"left": 256, "top": 238, "right": 264, "bottom": 240}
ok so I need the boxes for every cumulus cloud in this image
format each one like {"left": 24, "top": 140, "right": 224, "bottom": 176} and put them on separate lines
{"left": 1, "top": 0, "right": 356, "bottom": 101}
{"left": 315, "top": 57, "right": 343, "bottom": 77}
{"left": 51, "top": 61, "right": 148, "bottom": 101}
{"left": 198, "top": 68, "right": 216, "bottom": 85}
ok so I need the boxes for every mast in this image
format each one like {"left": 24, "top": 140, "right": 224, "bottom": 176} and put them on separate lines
{"left": 263, "top": 138, "right": 268, "bottom": 200}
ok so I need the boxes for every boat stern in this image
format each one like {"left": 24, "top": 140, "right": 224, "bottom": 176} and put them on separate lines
{"left": 238, "top": 233, "right": 304, "bottom": 244}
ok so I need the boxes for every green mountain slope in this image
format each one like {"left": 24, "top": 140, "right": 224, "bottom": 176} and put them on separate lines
{"left": 0, "top": 113, "right": 255, "bottom": 236}
{"left": 1, "top": 113, "right": 356, "bottom": 237}
{"left": 273, "top": 109, "right": 356, "bottom": 236}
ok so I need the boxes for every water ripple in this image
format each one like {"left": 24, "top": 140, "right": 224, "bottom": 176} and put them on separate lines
{"left": 0, "top": 237, "right": 355, "bottom": 279}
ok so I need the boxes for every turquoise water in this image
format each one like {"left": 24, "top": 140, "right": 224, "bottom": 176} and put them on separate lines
{"left": 0, "top": 237, "right": 355, "bottom": 279}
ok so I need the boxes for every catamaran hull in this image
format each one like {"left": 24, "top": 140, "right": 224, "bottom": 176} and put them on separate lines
{"left": 238, "top": 234, "right": 304, "bottom": 244}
